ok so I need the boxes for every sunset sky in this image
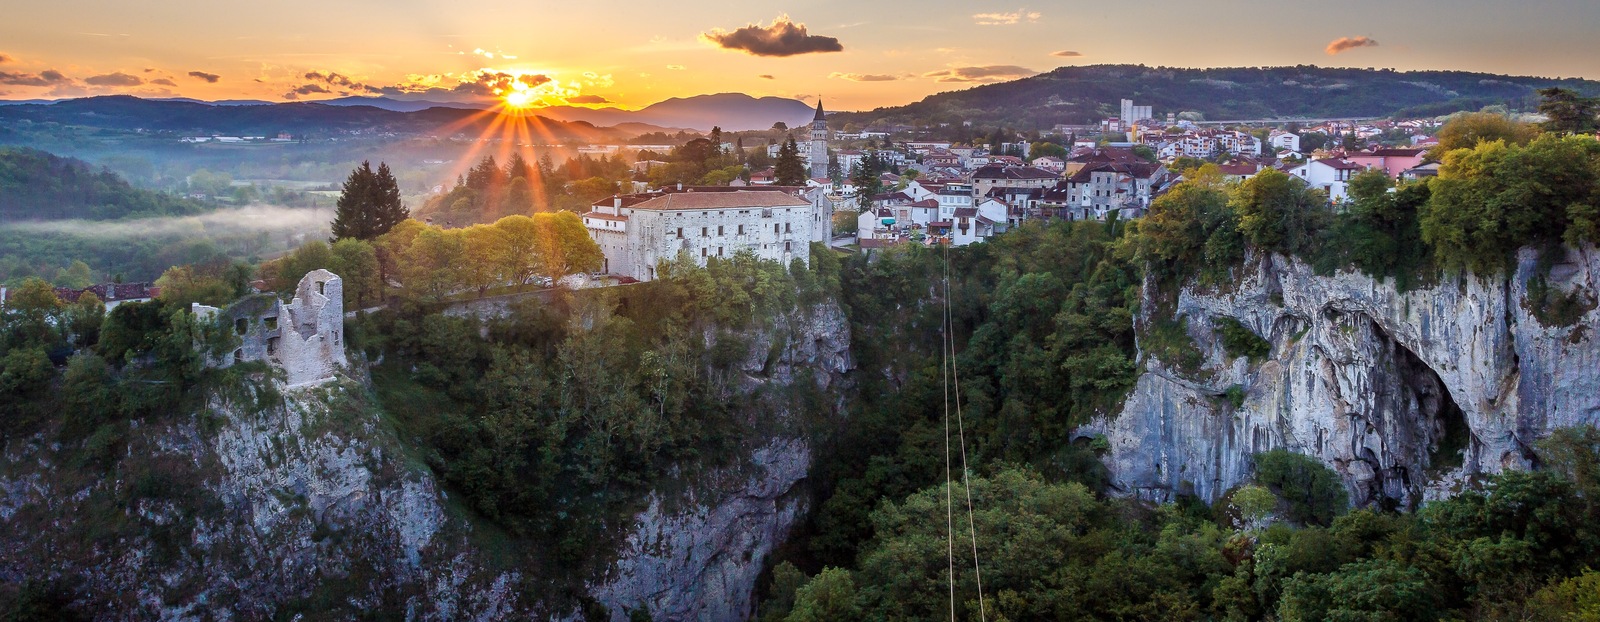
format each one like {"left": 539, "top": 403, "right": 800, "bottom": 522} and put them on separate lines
{"left": 2, "top": 0, "right": 1597, "bottom": 111}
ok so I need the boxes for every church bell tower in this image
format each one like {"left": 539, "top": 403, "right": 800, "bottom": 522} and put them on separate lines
{"left": 809, "top": 99, "right": 828, "bottom": 180}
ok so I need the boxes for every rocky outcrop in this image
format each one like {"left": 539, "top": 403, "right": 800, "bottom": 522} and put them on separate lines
{"left": 2, "top": 291, "right": 851, "bottom": 620}
{"left": 0, "top": 379, "right": 518, "bottom": 620}
{"left": 1087, "top": 245, "right": 1600, "bottom": 508}
{"left": 584, "top": 300, "right": 853, "bottom": 621}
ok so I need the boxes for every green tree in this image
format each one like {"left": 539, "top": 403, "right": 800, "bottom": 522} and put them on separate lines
{"left": 398, "top": 227, "right": 465, "bottom": 301}
{"left": 1254, "top": 450, "right": 1347, "bottom": 526}
{"left": 774, "top": 137, "right": 807, "bottom": 186}
{"left": 155, "top": 265, "right": 234, "bottom": 308}
{"left": 1, "top": 277, "right": 63, "bottom": 348}
{"left": 787, "top": 567, "right": 861, "bottom": 622}
{"left": 1420, "top": 134, "right": 1600, "bottom": 272}
{"left": 1278, "top": 559, "right": 1437, "bottom": 622}
{"left": 330, "top": 238, "right": 381, "bottom": 308}
{"left": 331, "top": 161, "right": 409, "bottom": 241}
{"left": 534, "top": 211, "right": 603, "bottom": 283}
{"left": 1537, "top": 87, "right": 1599, "bottom": 135}
{"left": 1232, "top": 168, "right": 1324, "bottom": 255}
{"left": 1427, "top": 111, "right": 1539, "bottom": 160}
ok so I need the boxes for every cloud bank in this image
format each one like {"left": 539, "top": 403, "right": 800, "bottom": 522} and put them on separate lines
{"left": 1051, "top": 50, "right": 1083, "bottom": 57}
{"left": 84, "top": 72, "right": 144, "bottom": 87}
{"left": 973, "top": 8, "right": 1041, "bottom": 25}
{"left": 188, "top": 71, "right": 221, "bottom": 83}
{"left": 830, "top": 72, "right": 897, "bottom": 82}
{"left": 923, "top": 65, "right": 1037, "bottom": 83}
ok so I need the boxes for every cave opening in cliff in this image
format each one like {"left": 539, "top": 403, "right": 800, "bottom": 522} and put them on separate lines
{"left": 1386, "top": 325, "right": 1470, "bottom": 474}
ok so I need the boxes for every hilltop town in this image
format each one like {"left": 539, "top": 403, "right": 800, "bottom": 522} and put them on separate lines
{"left": 572, "top": 95, "right": 1451, "bottom": 281}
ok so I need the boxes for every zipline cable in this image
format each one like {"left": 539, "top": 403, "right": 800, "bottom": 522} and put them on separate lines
{"left": 944, "top": 246, "right": 988, "bottom": 621}
{"left": 941, "top": 265, "right": 957, "bottom": 622}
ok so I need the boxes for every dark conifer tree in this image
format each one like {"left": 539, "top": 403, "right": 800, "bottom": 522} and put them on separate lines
{"left": 331, "top": 161, "right": 408, "bottom": 241}
{"left": 774, "top": 136, "right": 806, "bottom": 186}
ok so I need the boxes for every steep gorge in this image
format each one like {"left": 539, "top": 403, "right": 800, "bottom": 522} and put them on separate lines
{"left": 0, "top": 297, "right": 851, "bottom": 620}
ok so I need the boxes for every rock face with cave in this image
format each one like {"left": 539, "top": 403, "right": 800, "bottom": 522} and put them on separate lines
{"left": 1084, "top": 245, "right": 1600, "bottom": 509}
{"left": 199, "top": 269, "right": 348, "bottom": 387}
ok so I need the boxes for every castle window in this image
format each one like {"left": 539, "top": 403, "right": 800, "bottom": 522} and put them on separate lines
{"left": 263, "top": 316, "right": 278, "bottom": 330}
{"left": 317, "top": 281, "right": 326, "bottom": 296}
{"left": 718, "top": 225, "right": 724, "bottom": 236}
{"left": 233, "top": 349, "right": 243, "bottom": 363}
{"left": 267, "top": 337, "right": 279, "bottom": 355}
{"left": 235, "top": 318, "right": 248, "bottom": 335}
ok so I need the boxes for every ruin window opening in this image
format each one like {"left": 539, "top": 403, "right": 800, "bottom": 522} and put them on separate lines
{"left": 234, "top": 318, "right": 248, "bottom": 335}
{"left": 317, "top": 281, "right": 325, "bottom": 296}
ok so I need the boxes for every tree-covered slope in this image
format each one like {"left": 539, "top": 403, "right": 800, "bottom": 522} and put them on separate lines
{"left": 831, "top": 64, "right": 1600, "bottom": 129}
{"left": 0, "top": 146, "right": 204, "bottom": 220}
{"left": 0, "top": 95, "right": 628, "bottom": 141}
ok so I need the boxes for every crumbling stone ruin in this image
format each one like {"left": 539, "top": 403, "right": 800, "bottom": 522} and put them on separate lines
{"left": 196, "top": 269, "right": 348, "bottom": 387}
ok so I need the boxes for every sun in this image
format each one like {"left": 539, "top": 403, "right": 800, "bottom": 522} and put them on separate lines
{"left": 503, "top": 89, "right": 534, "bottom": 109}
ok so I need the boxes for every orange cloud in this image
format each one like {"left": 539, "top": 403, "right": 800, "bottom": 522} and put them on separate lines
{"left": 1325, "top": 36, "right": 1379, "bottom": 55}
{"left": 830, "top": 72, "right": 897, "bottom": 82}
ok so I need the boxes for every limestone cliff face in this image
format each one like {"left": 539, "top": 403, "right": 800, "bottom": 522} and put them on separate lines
{"left": 1087, "top": 245, "right": 1600, "bottom": 508}
{"left": 0, "top": 380, "right": 517, "bottom": 620}
{"left": 0, "top": 298, "right": 851, "bottom": 621}
{"left": 584, "top": 300, "right": 853, "bottom": 622}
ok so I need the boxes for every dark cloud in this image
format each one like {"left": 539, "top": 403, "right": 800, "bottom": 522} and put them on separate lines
{"left": 830, "top": 72, "right": 896, "bottom": 82}
{"left": 922, "top": 65, "right": 1037, "bottom": 83}
{"left": 0, "top": 69, "right": 71, "bottom": 86}
{"left": 758, "top": 74, "right": 775, "bottom": 80}
{"left": 702, "top": 16, "right": 843, "bottom": 57}
{"left": 566, "top": 94, "right": 611, "bottom": 104}
{"left": 446, "top": 71, "right": 551, "bottom": 97}
{"left": 84, "top": 72, "right": 143, "bottom": 87}
{"left": 305, "top": 71, "right": 356, "bottom": 87}
{"left": 282, "top": 83, "right": 332, "bottom": 100}
{"left": 1325, "top": 36, "right": 1379, "bottom": 55}
{"left": 0, "top": 54, "right": 13, "bottom": 63}
{"left": 188, "top": 71, "right": 221, "bottom": 83}
{"left": 150, "top": 78, "right": 177, "bottom": 87}
{"left": 1051, "top": 50, "right": 1083, "bottom": 57}
{"left": 143, "top": 67, "right": 156, "bottom": 73}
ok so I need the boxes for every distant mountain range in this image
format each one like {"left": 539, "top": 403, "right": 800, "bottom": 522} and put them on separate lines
{"left": 830, "top": 64, "right": 1600, "bottom": 130}
{"left": 0, "top": 92, "right": 815, "bottom": 134}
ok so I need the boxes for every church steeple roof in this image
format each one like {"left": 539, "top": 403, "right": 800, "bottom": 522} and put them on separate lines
{"left": 813, "top": 99, "right": 826, "bottom": 122}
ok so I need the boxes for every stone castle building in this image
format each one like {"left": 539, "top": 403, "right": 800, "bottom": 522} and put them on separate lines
{"left": 197, "top": 269, "right": 348, "bottom": 387}
{"left": 583, "top": 190, "right": 824, "bottom": 282}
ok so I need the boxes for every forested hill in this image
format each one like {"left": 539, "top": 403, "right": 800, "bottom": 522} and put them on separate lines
{"left": 0, "top": 95, "right": 629, "bottom": 140}
{"left": 831, "top": 64, "right": 1600, "bottom": 129}
{"left": 0, "top": 147, "right": 204, "bottom": 220}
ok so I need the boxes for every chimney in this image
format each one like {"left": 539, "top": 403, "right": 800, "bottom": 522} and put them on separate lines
{"left": 677, "top": 182, "right": 683, "bottom": 192}
{"left": 613, "top": 196, "right": 622, "bottom": 209}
